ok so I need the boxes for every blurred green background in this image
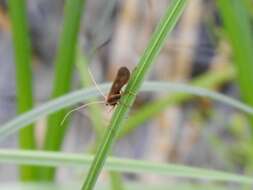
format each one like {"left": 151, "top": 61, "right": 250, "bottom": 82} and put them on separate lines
{"left": 0, "top": 0, "right": 253, "bottom": 189}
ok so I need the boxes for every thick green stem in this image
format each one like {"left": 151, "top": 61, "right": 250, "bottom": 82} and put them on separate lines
{"left": 8, "top": 0, "right": 37, "bottom": 181}
{"left": 40, "top": 0, "right": 86, "bottom": 181}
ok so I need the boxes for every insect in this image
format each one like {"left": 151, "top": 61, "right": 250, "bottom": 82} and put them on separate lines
{"left": 60, "top": 66, "right": 131, "bottom": 125}
{"left": 106, "top": 66, "right": 130, "bottom": 106}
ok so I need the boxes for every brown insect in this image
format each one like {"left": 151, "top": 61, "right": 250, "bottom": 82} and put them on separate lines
{"left": 106, "top": 66, "right": 130, "bottom": 106}
{"left": 60, "top": 66, "right": 130, "bottom": 125}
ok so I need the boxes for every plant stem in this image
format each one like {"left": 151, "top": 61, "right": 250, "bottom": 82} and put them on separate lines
{"left": 217, "top": 0, "right": 253, "bottom": 174}
{"left": 77, "top": 51, "right": 125, "bottom": 190}
{"left": 8, "top": 0, "right": 38, "bottom": 181}
{"left": 81, "top": 0, "right": 188, "bottom": 189}
{"left": 217, "top": 0, "right": 253, "bottom": 128}
{"left": 40, "top": 0, "right": 86, "bottom": 181}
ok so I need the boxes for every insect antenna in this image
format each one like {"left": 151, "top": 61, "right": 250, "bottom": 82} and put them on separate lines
{"left": 87, "top": 68, "right": 107, "bottom": 100}
{"left": 60, "top": 66, "right": 108, "bottom": 126}
{"left": 60, "top": 37, "right": 113, "bottom": 126}
{"left": 60, "top": 100, "right": 105, "bottom": 126}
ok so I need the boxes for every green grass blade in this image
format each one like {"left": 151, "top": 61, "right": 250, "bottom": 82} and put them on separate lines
{"left": 76, "top": 52, "right": 125, "bottom": 190}
{"left": 40, "top": 0, "right": 86, "bottom": 181}
{"left": 0, "top": 84, "right": 109, "bottom": 141}
{"left": 217, "top": 0, "right": 253, "bottom": 174}
{"left": 8, "top": 0, "right": 37, "bottom": 181}
{"left": 217, "top": 0, "right": 253, "bottom": 178}
{"left": 3, "top": 78, "right": 253, "bottom": 142}
{"left": 0, "top": 149, "right": 252, "bottom": 184}
{"left": 81, "top": 0, "right": 188, "bottom": 189}
{"left": 0, "top": 183, "right": 231, "bottom": 190}
{"left": 108, "top": 171, "right": 125, "bottom": 190}
{"left": 217, "top": 1, "right": 253, "bottom": 125}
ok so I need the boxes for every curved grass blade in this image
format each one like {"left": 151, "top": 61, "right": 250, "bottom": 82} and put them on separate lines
{"left": 1, "top": 79, "right": 253, "bottom": 142}
{"left": 0, "top": 149, "right": 252, "bottom": 184}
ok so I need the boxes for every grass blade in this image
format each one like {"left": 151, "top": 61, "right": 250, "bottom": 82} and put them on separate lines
{"left": 217, "top": 1, "right": 253, "bottom": 125}
{"left": 40, "top": 0, "right": 86, "bottom": 181}
{"left": 8, "top": 0, "right": 37, "bottom": 181}
{"left": 217, "top": 0, "right": 253, "bottom": 174}
{"left": 3, "top": 78, "right": 253, "bottom": 142}
{"left": 76, "top": 51, "right": 105, "bottom": 142}
{"left": 76, "top": 52, "right": 125, "bottom": 190}
{"left": 81, "top": 0, "right": 188, "bottom": 189}
{"left": 0, "top": 149, "right": 252, "bottom": 184}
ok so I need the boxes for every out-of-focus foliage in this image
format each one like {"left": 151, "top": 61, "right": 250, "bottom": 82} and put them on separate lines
{"left": 0, "top": 0, "right": 253, "bottom": 189}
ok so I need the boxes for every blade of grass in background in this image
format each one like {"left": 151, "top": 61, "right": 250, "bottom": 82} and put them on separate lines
{"left": 8, "top": 0, "right": 38, "bottom": 181}
{"left": 4, "top": 71, "right": 253, "bottom": 143}
{"left": 40, "top": 0, "right": 86, "bottom": 181}
{"left": 0, "top": 182, "right": 230, "bottom": 190}
{"left": 217, "top": 1, "right": 253, "bottom": 127}
{"left": 0, "top": 149, "right": 252, "bottom": 184}
{"left": 81, "top": 0, "right": 188, "bottom": 189}
{"left": 76, "top": 51, "right": 104, "bottom": 142}
{"left": 217, "top": 0, "right": 253, "bottom": 173}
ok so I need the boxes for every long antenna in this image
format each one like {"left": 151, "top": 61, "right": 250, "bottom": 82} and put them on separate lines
{"left": 87, "top": 68, "right": 107, "bottom": 100}
{"left": 60, "top": 100, "right": 105, "bottom": 126}
{"left": 60, "top": 39, "right": 110, "bottom": 126}
{"left": 59, "top": 68, "right": 106, "bottom": 127}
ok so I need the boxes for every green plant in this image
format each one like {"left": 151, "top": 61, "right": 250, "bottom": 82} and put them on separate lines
{"left": 217, "top": 0, "right": 253, "bottom": 174}
{"left": 41, "top": 0, "right": 86, "bottom": 181}
{"left": 0, "top": 149, "right": 252, "bottom": 184}
{"left": 217, "top": 0, "right": 253, "bottom": 127}
{"left": 76, "top": 51, "right": 125, "bottom": 190}
{"left": 3, "top": 0, "right": 253, "bottom": 188}
{"left": 3, "top": 78, "right": 253, "bottom": 142}
{"left": 8, "top": 0, "right": 37, "bottom": 181}
{"left": 81, "top": 0, "right": 188, "bottom": 189}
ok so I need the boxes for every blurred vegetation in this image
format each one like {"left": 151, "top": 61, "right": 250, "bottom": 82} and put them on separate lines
{"left": 0, "top": 0, "right": 253, "bottom": 189}
{"left": 8, "top": 0, "right": 38, "bottom": 181}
